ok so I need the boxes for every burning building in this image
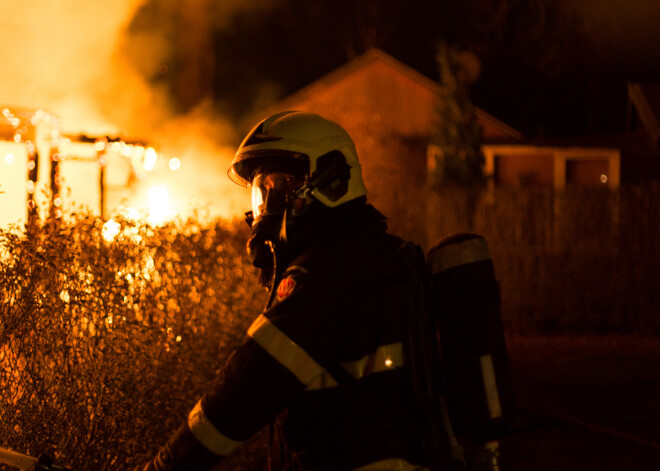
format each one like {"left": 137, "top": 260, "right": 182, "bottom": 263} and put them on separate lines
{"left": 0, "top": 106, "right": 179, "bottom": 228}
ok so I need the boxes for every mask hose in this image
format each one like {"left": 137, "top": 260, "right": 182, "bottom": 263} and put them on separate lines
{"left": 264, "top": 240, "right": 280, "bottom": 309}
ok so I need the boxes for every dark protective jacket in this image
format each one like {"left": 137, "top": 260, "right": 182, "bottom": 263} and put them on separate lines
{"left": 144, "top": 200, "right": 429, "bottom": 471}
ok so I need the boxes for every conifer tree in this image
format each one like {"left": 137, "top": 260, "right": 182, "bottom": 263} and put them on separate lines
{"left": 429, "top": 40, "right": 485, "bottom": 188}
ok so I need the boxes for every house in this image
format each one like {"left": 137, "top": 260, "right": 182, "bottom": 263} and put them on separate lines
{"left": 482, "top": 82, "right": 660, "bottom": 189}
{"left": 251, "top": 49, "right": 660, "bottom": 246}
{"left": 256, "top": 48, "right": 523, "bottom": 238}
{"left": 259, "top": 49, "right": 635, "bottom": 194}
{"left": 628, "top": 83, "right": 660, "bottom": 149}
{"left": 0, "top": 105, "right": 166, "bottom": 228}
{"left": 624, "top": 82, "right": 660, "bottom": 181}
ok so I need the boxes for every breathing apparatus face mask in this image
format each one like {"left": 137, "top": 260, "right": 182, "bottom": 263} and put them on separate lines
{"left": 244, "top": 154, "right": 351, "bottom": 286}
{"left": 246, "top": 172, "right": 303, "bottom": 283}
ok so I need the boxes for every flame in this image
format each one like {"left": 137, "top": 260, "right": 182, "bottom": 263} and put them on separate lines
{"left": 143, "top": 147, "right": 158, "bottom": 171}
{"left": 0, "top": 1, "right": 250, "bottom": 229}
{"left": 0, "top": 1, "right": 149, "bottom": 135}
{"left": 102, "top": 218, "right": 121, "bottom": 242}
{"left": 146, "top": 185, "right": 175, "bottom": 226}
{"left": 169, "top": 157, "right": 181, "bottom": 171}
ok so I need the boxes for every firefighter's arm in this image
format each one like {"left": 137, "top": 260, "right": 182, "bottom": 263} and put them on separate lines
{"left": 139, "top": 268, "right": 335, "bottom": 471}
{"left": 138, "top": 336, "right": 307, "bottom": 470}
{"left": 138, "top": 422, "right": 224, "bottom": 471}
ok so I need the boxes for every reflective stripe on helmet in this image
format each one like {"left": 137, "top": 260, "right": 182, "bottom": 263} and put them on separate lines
{"left": 188, "top": 400, "right": 244, "bottom": 456}
{"left": 247, "top": 314, "right": 337, "bottom": 387}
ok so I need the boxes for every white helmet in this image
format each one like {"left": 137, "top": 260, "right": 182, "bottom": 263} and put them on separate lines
{"left": 228, "top": 111, "right": 367, "bottom": 207}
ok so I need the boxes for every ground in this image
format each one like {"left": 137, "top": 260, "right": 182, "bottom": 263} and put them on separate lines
{"left": 502, "top": 335, "right": 660, "bottom": 470}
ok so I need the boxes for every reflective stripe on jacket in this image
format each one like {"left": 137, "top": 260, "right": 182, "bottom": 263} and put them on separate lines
{"left": 187, "top": 205, "right": 428, "bottom": 469}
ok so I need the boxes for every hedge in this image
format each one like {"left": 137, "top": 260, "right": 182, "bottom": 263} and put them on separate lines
{"left": 0, "top": 214, "right": 268, "bottom": 470}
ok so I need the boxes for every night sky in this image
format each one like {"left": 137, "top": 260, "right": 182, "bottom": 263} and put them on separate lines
{"left": 151, "top": 0, "right": 660, "bottom": 139}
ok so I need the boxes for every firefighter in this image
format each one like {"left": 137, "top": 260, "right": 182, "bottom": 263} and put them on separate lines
{"left": 140, "top": 111, "right": 430, "bottom": 470}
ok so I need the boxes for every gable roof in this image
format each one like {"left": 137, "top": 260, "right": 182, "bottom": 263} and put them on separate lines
{"left": 274, "top": 49, "right": 439, "bottom": 109}
{"left": 262, "top": 48, "right": 524, "bottom": 142}
{"left": 628, "top": 82, "right": 660, "bottom": 148}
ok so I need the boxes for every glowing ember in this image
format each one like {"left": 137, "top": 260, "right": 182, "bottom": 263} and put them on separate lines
{"left": 102, "top": 218, "right": 121, "bottom": 242}
{"left": 123, "top": 206, "right": 141, "bottom": 221}
{"left": 59, "top": 290, "right": 70, "bottom": 303}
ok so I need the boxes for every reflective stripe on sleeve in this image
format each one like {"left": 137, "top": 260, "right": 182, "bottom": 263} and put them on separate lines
{"left": 247, "top": 314, "right": 336, "bottom": 387}
{"left": 188, "top": 400, "right": 244, "bottom": 456}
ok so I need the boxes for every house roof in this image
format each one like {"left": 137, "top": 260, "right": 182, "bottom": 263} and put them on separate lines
{"left": 261, "top": 48, "right": 524, "bottom": 142}
{"left": 628, "top": 82, "right": 660, "bottom": 148}
{"left": 272, "top": 49, "right": 439, "bottom": 110}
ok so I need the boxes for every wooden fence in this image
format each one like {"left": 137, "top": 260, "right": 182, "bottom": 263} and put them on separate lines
{"left": 423, "top": 183, "right": 660, "bottom": 335}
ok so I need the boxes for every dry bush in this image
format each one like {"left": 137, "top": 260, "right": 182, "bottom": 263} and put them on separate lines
{"left": 0, "top": 214, "right": 268, "bottom": 470}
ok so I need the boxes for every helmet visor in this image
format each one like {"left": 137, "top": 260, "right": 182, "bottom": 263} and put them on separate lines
{"left": 251, "top": 172, "right": 303, "bottom": 219}
{"left": 229, "top": 150, "right": 309, "bottom": 187}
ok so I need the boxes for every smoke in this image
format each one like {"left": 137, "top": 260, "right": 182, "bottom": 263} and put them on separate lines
{"left": 0, "top": 0, "right": 152, "bottom": 134}
{"left": 0, "top": 0, "right": 259, "bottom": 220}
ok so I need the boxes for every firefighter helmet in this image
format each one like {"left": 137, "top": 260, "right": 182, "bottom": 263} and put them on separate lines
{"left": 228, "top": 111, "right": 367, "bottom": 207}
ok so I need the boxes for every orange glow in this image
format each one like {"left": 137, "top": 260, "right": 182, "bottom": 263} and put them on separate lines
{"left": 94, "top": 140, "right": 107, "bottom": 152}
{"left": 169, "top": 157, "right": 181, "bottom": 171}
{"left": 59, "top": 290, "right": 71, "bottom": 303}
{"left": 146, "top": 185, "right": 175, "bottom": 226}
{"left": 143, "top": 147, "right": 158, "bottom": 171}
{"left": 132, "top": 145, "right": 145, "bottom": 161}
{"left": 0, "top": 3, "right": 246, "bottom": 229}
{"left": 102, "top": 218, "right": 121, "bottom": 242}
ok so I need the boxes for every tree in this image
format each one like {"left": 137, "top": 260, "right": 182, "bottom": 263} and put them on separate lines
{"left": 429, "top": 40, "right": 485, "bottom": 189}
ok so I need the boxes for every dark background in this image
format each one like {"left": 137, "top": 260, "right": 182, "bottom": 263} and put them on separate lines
{"left": 130, "top": 0, "right": 660, "bottom": 138}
